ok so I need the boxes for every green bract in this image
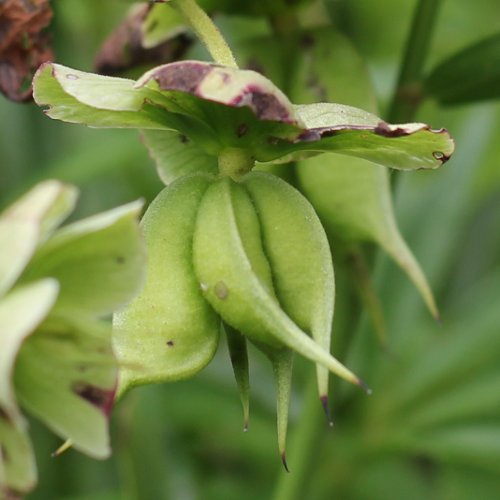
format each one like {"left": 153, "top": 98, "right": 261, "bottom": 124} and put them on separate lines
{"left": 33, "top": 60, "right": 454, "bottom": 172}
{"left": 0, "top": 181, "right": 144, "bottom": 497}
{"left": 291, "top": 29, "right": 439, "bottom": 324}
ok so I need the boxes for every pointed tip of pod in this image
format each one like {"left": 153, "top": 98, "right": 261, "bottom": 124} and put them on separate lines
{"left": 434, "top": 311, "right": 442, "bottom": 325}
{"left": 320, "top": 395, "right": 334, "bottom": 427}
{"left": 357, "top": 377, "right": 373, "bottom": 396}
{"left": 243, "top": 418, "right": 249, "bottom": 433}
{"left": 281, "top": 452, "right": 290, "bottom": 473}
{"left": 51, "top": 439, "right": 73, "bottom": 458}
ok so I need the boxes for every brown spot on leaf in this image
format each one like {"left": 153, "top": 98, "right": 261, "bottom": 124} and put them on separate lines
{"left": 236, "top": 123, "right": 248, "bottom": 137}
{"left": 179, "top": 134, "right": 189, "bottom": 144}
{"left": 214, "top": 281, "right": 229, "bottom": 300}
{"left": 166, "top": 340, "right": 174, "bottom": 347}
{"left": 247, "top": 87, "right": 292, "bottom": 122}
{"left": 94, "top": 5, "right": 192, "bottom": 76}
{"left": 0, "top": 0, "right": 53, "bottom": 102}
{"left": 433, "top": 151, "right": 450, "bottom": 164}
{"left": 73, "top": 382, "right": 116, "bottom": 417}
{"left": 147, "top": 61, "right": 212, "bottom": 93}
{"left": 374, "top": 121, "right": 411, "bottom": 138}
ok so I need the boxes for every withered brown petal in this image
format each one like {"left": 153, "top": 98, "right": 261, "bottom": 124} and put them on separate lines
{"left": 94, "top": 4, "right": 192, "bottom": 76}
{"left": 0, "top": 0, "right": 53, "bottom": 102}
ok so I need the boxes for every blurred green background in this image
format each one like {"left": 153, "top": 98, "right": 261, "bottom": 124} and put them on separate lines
{"left": 1, "top": 0, "right": 500, "bottom": 498}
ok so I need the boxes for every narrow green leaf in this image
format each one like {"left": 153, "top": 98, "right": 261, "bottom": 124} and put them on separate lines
{"left": 0, "top": 280, "right": 59, "bottom": 423}
{"left": 426, "top": 32, "right": 500, "bottom": 105}
{"left": 14, "top": 316, "right": 117, "bottom": 459}
{"left": 405, "top": 424, "right": 500, "bottom": 473}
{"left": 0, "top": 181, "right": 76, "bottom": 297}
{"left": 21, "top": 201, "right": 145, "bottom": 317}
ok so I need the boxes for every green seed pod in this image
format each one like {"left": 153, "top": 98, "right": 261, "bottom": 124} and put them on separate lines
{"left": 241, "top": 172, "right": 334, "bottom": 412}
{"left": 192, "top": 176, "right": 364, "bottom": 388}
{"left": 113, "top": 174, "right": 220, "bottom": 397}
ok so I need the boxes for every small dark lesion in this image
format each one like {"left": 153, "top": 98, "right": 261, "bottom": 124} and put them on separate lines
{"left": 149, "top": 61, "right": 213, "bottom": 93}
{"left": 236, "top": 123, "right": 248, "bottom": 138}
{"left": 249, "top": 89, "right": 292, "bottom": 122}
{"left": 115, "top": 256, "right": 125, "bottom": 264}
{"left": 301, "top": 34, "right": 315, "bottom": 49}
{"left": 433, "top": 151, "right": 450, "bottom": 164}
{"left": 72, "top": 382, "right": 115, "bottom": 416}
{"left": 179, "top": 133, "right": 189, "bottom": 143}
{"left": 166, "top": 340, "right": 175, "bottom": 347}
{"left": 214, "top": 281, "right": 229, "bottom": 300}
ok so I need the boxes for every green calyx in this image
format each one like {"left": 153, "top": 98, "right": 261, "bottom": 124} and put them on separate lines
{"left": 218, "top": 148, "right": 255, "bottom": 180}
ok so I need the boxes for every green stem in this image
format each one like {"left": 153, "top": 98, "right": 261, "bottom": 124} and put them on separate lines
{"left": 387, "top": 0, "right": 443, "bottom": 123}
{"left": 271, "top": 375, "right": 323, "bottom": 500}
{"left": 172, "top": 0, "right": 238, "bottom": 68}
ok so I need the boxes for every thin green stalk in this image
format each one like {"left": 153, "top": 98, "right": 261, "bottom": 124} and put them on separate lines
{"left": 271, "top": 375, "right": 324, "bottom": 500}
{"left": 172, "top": 0, "right": 238, "bottom": 68}
{"left": 387, "top": 0, "right": 443, "bottom": 123}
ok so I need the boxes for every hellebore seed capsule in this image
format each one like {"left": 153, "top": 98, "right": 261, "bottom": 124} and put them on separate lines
{"left": 113, "top": 174, "right": 220, "bottom": 397}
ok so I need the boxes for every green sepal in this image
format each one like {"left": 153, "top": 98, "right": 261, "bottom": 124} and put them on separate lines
{"left": 0, "top": 181, "right": 77, "bottom": 298}
{"left": 293, "top": 29, "right": 438, "bottom": 318}
{"left": 14, "top": 315, "right": 117, "bottom": 459}
{"left": 0, "top": 417, "right": 37, "bottom": 499}
{"left": 224, "top": 324, "right": 250, "bottom": 431}
{"left": 33, "top": 63, "right": 172, "bottom": 130}
{"left": 20, "top": 200, "right": 146, "bottom": 318}
{"left": 113, "top": 174, "right": 220, "bottom": 396}
{"left": 242, "top": 171, "right": 334, "bottom": 400}
{"left": 0, "top": 279, "right": 59, "bottom": 424}
{"left": 34, "top": 61, "right": 454, "bottom": 171}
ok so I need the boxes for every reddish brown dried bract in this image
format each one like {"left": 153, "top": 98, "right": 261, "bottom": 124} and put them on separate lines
{"left": 0, "top": 0, "right": 53, "bottom": 102}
